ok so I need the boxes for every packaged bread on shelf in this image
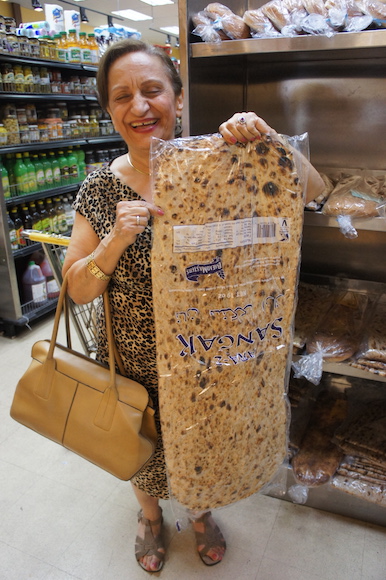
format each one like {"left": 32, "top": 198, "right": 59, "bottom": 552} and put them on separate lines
{"left": 151, "top": 132, "right": 306, "bottom": 510}
{"left": 204, "top": 2, "right": 251, "bottom": 39}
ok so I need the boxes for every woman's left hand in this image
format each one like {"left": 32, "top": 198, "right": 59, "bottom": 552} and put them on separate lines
{"left": 219, "top": 112, "right": 278, "bottom": 145}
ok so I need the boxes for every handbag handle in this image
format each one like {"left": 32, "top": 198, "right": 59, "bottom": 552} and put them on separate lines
{"left": 43, "top": 274, "right": 122, "bottom": 431}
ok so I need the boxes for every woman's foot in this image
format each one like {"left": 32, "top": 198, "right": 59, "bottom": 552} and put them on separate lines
{"left": 135, "top": 508, "right": 165, "bottom": 573}
{"left": 191, "top": 511, "right": 226, "bottom": 566}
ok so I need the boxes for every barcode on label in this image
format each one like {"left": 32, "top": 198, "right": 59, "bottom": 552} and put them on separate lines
{"left": 256, "top": 222, "right": 276, "bottom": 240}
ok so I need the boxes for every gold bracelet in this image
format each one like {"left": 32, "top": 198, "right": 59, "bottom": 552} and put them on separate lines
{"left": 85, "top": 251, "right": 111, "bottom": 282}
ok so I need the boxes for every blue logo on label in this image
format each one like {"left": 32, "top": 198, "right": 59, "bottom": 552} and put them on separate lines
{"left": 185, "top": 256, "right": 225, "bottom": 282}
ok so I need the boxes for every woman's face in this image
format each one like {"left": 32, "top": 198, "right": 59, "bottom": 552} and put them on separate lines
{"left": 106, "top": 51, "right": 183, "bottom": 153}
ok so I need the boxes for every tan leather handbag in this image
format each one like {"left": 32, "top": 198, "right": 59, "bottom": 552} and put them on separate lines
{"left": 10, "top": 275, "right": 157, "bottom": 480}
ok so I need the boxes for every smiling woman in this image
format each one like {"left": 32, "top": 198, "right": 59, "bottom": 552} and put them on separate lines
{"left": 61, "top": 37, "right": 324, "bottom": 574}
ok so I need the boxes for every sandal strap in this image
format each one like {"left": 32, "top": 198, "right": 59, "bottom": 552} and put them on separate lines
{"left": 135, "top": 509, "right": 165, "bottom": 562}
{"left": 192, "top": 511, "right": 226, "bottom": 558}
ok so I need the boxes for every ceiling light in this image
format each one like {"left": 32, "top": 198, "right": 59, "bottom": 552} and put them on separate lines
{"left": 112, "top": 9, "right": 152, "bottom": 21}
{"left": 139, "top": 0, "right": 174, "bottom": 5}
{"left": 32, "top": 0, "right": 43, "bottom": 12}
{"left": 80, "top": 7, "right": 89, "bottom": 23}
{"left": 160, "top": 25, "right": 179, "bottom": 36}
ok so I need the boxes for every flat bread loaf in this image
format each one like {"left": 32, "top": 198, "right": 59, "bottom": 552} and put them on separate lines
{"left": 151, "top": 133, "right": 304, "bottom": 510}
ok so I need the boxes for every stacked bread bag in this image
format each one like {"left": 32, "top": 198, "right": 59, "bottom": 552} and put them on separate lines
{"left": 151, "top": 132, "right": 307, "bottom": 510}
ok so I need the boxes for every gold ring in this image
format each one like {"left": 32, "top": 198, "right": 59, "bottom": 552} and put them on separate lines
{"left": 136, "top": 215, "right": 140, "bottom": 226}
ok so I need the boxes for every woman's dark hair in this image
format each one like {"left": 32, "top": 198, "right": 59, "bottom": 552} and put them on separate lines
{"left": 96, "top": 39, "right": 183, "bottom": 111}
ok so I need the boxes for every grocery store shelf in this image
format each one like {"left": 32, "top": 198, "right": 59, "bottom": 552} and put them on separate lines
{"left": 304, "top": 210, "right": 386, "bottom": 232}
{"left": 191, "top": 29, "right": 386, "bottom": 59}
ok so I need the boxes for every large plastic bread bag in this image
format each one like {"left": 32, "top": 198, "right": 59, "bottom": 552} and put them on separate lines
{"left": 150, "top": 132, "right": 309, "bottom": 511}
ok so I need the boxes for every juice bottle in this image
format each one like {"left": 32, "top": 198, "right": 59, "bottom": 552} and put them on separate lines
{"left": 66, "top": 147, "right": 79, "bottom": 184}
{"left": 22, "top": 260, "right": 47, "bottom": 306}
{"left": 40, "top": 152, "right": 53, "bottom": 188}
{"left": 68, "top": 29, "right": 81, "bottom": 64}
{"left": 49, "top": 151, "right": 61, "bottom": 187}
{"left": 23, "top": 152, "right": 37, "bottom": 193}
{"left": 79, "top": 31, "right": 91, "bottom": 64}
{"left": 57, "top": 150, "right": 70, "bottom": 185}
{"left": 40, "top": 256, "right": 60, "bottom": 298}
{"left": 59, "top": 31, "right": 69, "bottom": 64}
{"left": 32, "top": 153, "right": 45, "bottom": 191}
{"left": 14, "top": 152, "right": 29, "bottom": 195}
{"left": 87, "top": 33, "right": 98, "bottom": 64}
{"left": 37, "top": 199, "right": 50, "bottom": 233}
{"left": 0, "top": 157, "right": 10, "bottom": 198}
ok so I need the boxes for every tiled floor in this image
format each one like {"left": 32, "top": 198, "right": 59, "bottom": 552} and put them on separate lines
{"left": 0, "top": 315, "right": 385, "bottom": 580}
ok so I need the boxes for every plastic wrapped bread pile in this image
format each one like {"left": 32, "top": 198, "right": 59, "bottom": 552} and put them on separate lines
{"left": 151, "top": 133, "right": 304, "bottom": 510}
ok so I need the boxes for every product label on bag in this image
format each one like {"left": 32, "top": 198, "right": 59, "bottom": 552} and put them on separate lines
{"left": 173, "top": 217, "right": 291, "bottom": 253}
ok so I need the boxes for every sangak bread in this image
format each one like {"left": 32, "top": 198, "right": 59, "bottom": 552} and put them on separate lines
{"left": 151, "top": 133, "right": 304, "bottom": 510}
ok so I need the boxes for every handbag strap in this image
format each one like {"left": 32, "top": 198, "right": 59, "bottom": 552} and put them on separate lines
{"left": 47, "top": 274, "right": 121, "bottom": 430}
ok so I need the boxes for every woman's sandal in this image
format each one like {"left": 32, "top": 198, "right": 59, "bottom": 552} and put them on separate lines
{"left": 135, "top": 508, "right": 165, "bottom": 573}
{"left": 192, "top": 511, "right": 226, "bottom": 566}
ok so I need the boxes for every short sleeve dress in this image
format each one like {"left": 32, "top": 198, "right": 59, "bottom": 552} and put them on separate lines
{"left": 73, "top": 165, "right": 169, "bottom": 499}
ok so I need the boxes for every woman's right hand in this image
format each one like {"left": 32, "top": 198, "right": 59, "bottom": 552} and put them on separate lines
{"left": 114, "top": 200, "right": 164, "bottom": 247}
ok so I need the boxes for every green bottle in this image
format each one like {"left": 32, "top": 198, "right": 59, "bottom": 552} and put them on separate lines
{"left": 0, "top": 157, "right": 10, "bottom": 198}
{"left": 49, "top": 151, "right": 61, "bottom": 187}
{"left": 32, "top": 154, "right": 45, "bottom": 191}
{"left": 23, "top": 152, "right": 37, "bottom": 193}
{"left": 5, "top": 153, "right": 16, "bottom": 196}
{"left": 40, "top": 153, "right": 53, "bottom": 189}
{"left": 66, "top": 148, "right": 79, "bottom": 184}
{"left": 74, "top": 145, "right": 86, "bottom": 180}
{"left": 54, "top": 196, "right": 68, "bottom": 233}
{"left": 14, "top": 153, "right": 29, "bottom": 195}
{"left": 57, "top": 150, "right": 70, "bottom": 186}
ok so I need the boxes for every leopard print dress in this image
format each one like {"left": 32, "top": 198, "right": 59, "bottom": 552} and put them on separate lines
{"left": 73, "top": 165, "right": 169, "bottom": 499}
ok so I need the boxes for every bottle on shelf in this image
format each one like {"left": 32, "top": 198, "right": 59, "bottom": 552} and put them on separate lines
{"left": 8, "top": 211, "right": 18, "bottom": 251}
{"left": 22, "top": 260, "right": 47, "bottom": 306}
{"left": 54, "top": 196, "right": 68, "bottom": 234}
{"left": 32, "top": 154, "right": 45, "bottom": 191}
{"left": 40, "top": 152, "right": 53, "bottom": 188}
{"left": 0, "top": 157, "right": 10, "bottom": 199}
{"left": 14, "top": 153, "right": 29, "bottom": 195}
{"left": 79, "top": 31, "right": 91, "bottom": 64}
{"left": 37, "top": 199, "right": 50, "bottom": 233}
{"left": 4, "top": 154, "right": 16, "bottom": 198}
{"left": 62, "top": 195, "right": 74, "bottom": 229}
{"left": 23, "top": 152, "right": 37, "bottom": 193}
{"left": 66, "top": 147, "right": 79, "bottom": 184}
{"left": 57, "top": 150, "right": 70, "bottom": 185}
{"left": 46, "top": 197, "right": 58, "bottom": 234}
{"left": 49, "top": 151, "right": 61, "bottom": 187}
{"left": 39, "top": 256, "right": 60, "bottom": 299}
{"left": 58, "top": 31, "right": 69, "bottom": 63}
{"left": 75, "top": 146, "right": 87, "bottom": 181}
{"left": 29, "top": 201, "right": 42, "bottom": 231}
{"left": 87, "top": 33, "right": 99, "bottom": 64}
{"left": 21, "top": 203, "right": 33, "bottom": 230}
{"left": 10, "top": 206, "right": 25, "bottom": 247}
{"left": 68, "top": 29, "right": 81, "bottom": 64}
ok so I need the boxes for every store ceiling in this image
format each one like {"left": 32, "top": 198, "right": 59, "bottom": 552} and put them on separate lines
{"left": 14, "top": 0, "right": 180, "bottom": 46}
